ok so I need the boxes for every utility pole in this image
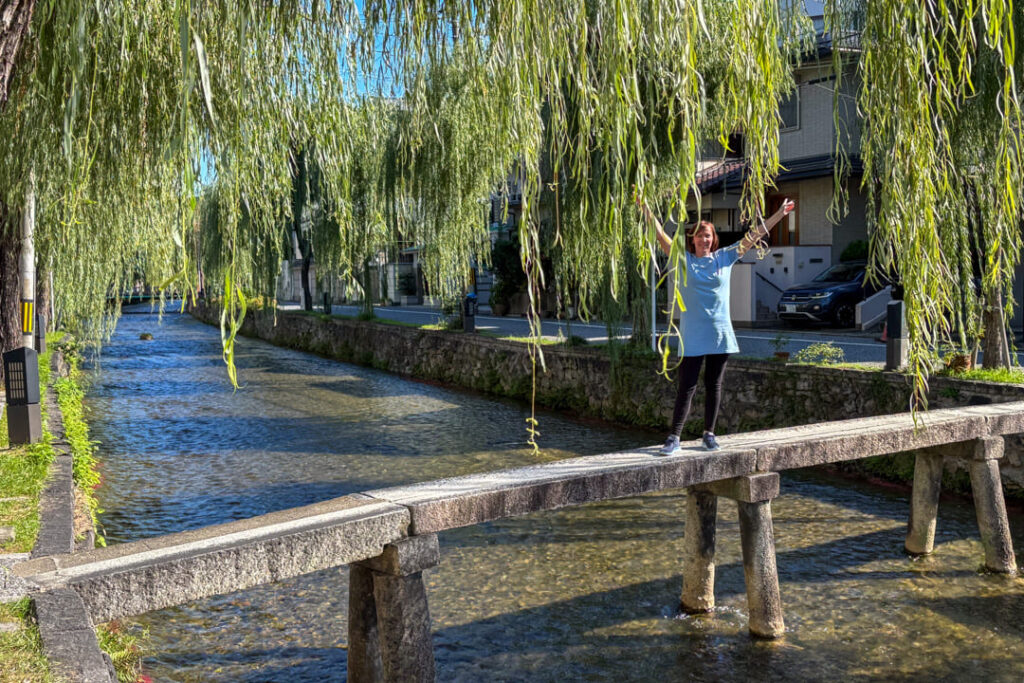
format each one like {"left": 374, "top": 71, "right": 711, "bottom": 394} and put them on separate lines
{"left": 4, "top": 171, "right": 42, "bottom": 444}
{"left": 20, "top": 170, "right": 34, "bottom": 349}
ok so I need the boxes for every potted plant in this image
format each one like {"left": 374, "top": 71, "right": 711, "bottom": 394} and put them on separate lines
{"left": 490, "top": 278, "right": 514, "bottom": 316}
{"left": 770, "top": 332, "right": 791, "bottom": 361}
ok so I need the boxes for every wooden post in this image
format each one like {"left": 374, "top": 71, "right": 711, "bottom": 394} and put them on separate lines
{"left": 905, "top": 451, "right": 944, "bottom": 556}
{"left": 348, "top": 534, "right": 440, "bottom": 682}
{"left": 695, "top": 473, "right": 784, "bottom": 638}
{"left": 680, "top": 489, "right": 717, "bottom": 613}
{"left": 969, "top": 437, "right": 1017, "bottom": 574}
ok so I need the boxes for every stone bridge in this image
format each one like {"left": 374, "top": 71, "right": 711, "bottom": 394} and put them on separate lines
{"left": 15, "top": 402, "right": 1022, "bottom": 682}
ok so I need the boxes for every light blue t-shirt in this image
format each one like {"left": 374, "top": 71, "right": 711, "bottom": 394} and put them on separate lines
{"left": 680, "top": 243, "right": 740, "bottom": 357}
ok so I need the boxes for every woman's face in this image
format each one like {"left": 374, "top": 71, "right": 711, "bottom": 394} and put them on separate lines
{"left": 692, "top": 226, "right": 714, "bottom": 256}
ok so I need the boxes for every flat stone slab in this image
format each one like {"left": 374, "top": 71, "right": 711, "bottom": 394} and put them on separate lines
{"left": 16, "top": 494, "right": 410, "bottom": 623}
{"left": 33, "top": 588, "right": 115, "bottom": 683}
{"left": 746, "top": 408, "right": 991, "bottom": 472}
{"left": 32, "top": 453, "right": 75, "bottom": 558}
{"left": 366, "top": 447, "right": 758, "bottom": 534}
{"left": 0, "top": 553, "right": 31, "bottom": 602}
{"left": 367, "top": 402, "right": 1019, "bottom": 535}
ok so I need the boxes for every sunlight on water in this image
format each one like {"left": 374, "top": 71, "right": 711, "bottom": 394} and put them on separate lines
{"left": 88, "top": 307, "right": 1024, "bottom": 682}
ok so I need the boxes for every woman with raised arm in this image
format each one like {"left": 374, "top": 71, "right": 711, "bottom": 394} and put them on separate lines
{"left": 639, "top": 198, "right": 796, "bottom": 454}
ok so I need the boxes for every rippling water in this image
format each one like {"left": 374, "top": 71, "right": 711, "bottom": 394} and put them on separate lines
{"left": 88, "top": 306, "right": 1024, "bottom": 681}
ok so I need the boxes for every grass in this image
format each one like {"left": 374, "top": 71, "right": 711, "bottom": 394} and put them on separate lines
{"left": 0, "top": 341, "right": 55, "bottom": 554}
{"left": 51, "top": 346, "right": 103, "bottom": 543}
{"left": 0, "top": 598, "right": 54, "bottom": 682}
{"left": 0, "top": 332, "right": 132, "bottom": 682}
{"left": 96, "top": 622, "right": 147, "bottom": 683}
{"left": 937, "top": 366, "right": 1024, "bottom": 384}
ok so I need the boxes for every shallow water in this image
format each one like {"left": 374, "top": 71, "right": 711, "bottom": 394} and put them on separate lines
{"left": 88, "top": 307, "right": 1024, "bottom": 681}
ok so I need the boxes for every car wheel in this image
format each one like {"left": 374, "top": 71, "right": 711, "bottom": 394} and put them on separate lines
{"left": 834, "top": 303, "right": 855, "bottom": 328}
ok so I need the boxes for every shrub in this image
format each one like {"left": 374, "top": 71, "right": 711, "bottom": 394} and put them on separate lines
{"left": 840, "top": 239, "right": 869, "bottom": 262}
{"left": 793, "top": 342, "right": 845, "bottom": 365}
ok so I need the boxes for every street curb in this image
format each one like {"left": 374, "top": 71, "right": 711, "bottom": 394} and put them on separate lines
{"left": 26, "top": 350, "right": 115, "bottom": 682}
{"left": 31, "top": 354, "right": 75, "bottom": 559}
{"left": 32, "top": 588, "right": 115, "bottom": 683}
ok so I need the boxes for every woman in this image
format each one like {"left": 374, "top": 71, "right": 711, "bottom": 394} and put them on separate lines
{"left": 639, "top": 198, "right": 796, "bottom": 454}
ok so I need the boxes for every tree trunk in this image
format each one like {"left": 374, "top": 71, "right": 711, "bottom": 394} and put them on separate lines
{"left": 0, "top": 208, "right": 23, "bottom": 383}
{"left": 300, "top": 251, "right": 313, "bottom": 311}
{"left": 0, "top": 0, "right": 37, "bottom": 109}
{"left": 981, "top": 286, "right": 1012, "bottom": 369}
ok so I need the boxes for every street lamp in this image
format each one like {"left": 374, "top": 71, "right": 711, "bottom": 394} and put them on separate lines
{"left": 3, "top": 347, "right": 42, "bottom": 444}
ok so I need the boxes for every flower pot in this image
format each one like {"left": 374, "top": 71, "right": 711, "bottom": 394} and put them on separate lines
{"left": 774, "top": 351, "right": 790, "bottom": 361}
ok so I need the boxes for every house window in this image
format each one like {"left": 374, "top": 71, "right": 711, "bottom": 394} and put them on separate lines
{"left": 779, "top": 90, "right": 800, "bottom": 131}
{"left": 766, "top": 194, "right": 799, "bottom": 246}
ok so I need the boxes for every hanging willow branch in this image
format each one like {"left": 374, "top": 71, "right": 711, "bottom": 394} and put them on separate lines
{"left": 0, "top": 0, "right": 1018, "bottom": 427}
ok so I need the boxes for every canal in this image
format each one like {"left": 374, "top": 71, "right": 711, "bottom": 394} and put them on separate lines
{"left": 87, "top": 306, "right": 1024, "bottom": 681}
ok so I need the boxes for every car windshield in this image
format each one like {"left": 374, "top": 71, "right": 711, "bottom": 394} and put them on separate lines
{"left": 812, "top": 263, "right": 864, "bottom": 283}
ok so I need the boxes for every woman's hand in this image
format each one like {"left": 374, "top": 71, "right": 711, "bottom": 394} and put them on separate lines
{"left": 778, "top": 198, "right": 796, "bottom": 217}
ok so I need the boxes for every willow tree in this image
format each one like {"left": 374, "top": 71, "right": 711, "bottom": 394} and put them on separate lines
{"left": 0, "top": 1, "right": 363, "bottom": 376}
{"left": 828, "top": 1, "right": 1024, "bottom": 405}
{"left": 0, "top": 0, "right": 1020, "bottom": 415}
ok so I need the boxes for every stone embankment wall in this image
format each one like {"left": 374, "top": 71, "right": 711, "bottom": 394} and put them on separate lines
{"left": 191, "top": 303, "right": 1024, "bottom": 494}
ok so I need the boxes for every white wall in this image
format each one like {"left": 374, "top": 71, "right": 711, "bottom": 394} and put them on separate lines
{"left": 730, "top": 262, "right": 757, "bottom": 326}
{"left": 740, "top": 245, "right": 832, "bottom": 320}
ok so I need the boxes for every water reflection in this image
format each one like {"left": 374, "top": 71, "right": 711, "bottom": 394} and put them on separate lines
{"left": 88, "top": 307, "right": 1024, "bottom": 681}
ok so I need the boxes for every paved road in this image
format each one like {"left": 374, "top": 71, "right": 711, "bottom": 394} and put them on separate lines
{"left": 282, "top": 302, "right": 893, "bottom": 363}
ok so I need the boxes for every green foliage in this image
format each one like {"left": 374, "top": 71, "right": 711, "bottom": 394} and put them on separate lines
{"left": 839, "top": 240, "right": 869, "bottom": 262}
{"left": 0, "top": 598, "right": 53, "bottom": 682}
{"left": 0, "top": 343, "right": 57, "bottom": 553}
{"left": 490, "top": 239, "right": 527, "bottom": 307}
{"left": 793, "top": 342, "right": 845, "bottom": 365}
{"left": 769, "top": 333, "right": 791, "bottom": 353}
{"left": 938, "top": 366, "right": 1024, "bottom": 384}
{"left": 54, "top": 364, "right": 104, "bottom": 545}
{"left": 832, "top": 0, "right": 1024, "bottom": 403}
{"left": 96, "top": 622, "right": 148, "bottom": 683}
{"left": 0, "top": 0, "right": 1017, "bottom": 426}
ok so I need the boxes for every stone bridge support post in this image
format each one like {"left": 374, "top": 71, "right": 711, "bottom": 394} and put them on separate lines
{"left": 692, "top": 472, "right": 784, "bottom": 639}
{"left": 348, "top": 534, "right": 440, "bottom": 682}
{"left": 905, "top": 450, "right": 945, "bottom": 556}
{"left": 680, "top": 490, "right": 718, "bottom": 614}
{"left": 969, "top": 437, "right": 1017, "bottom": 574}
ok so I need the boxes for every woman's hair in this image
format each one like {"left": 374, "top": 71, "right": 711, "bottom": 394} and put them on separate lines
{"left": 687, "top": 220, "right": 719, "bottom": 254}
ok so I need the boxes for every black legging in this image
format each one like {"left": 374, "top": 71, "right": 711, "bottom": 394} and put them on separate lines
{"left": 669, "top": 353, "right": 730, "bottom": 438}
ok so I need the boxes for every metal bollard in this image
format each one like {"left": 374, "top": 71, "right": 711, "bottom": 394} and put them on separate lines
{"left": 885, "top": 300, "right": 908, "bottom": 371}
{"left": 463, "top": 293, "right": 478, "bottom": 333}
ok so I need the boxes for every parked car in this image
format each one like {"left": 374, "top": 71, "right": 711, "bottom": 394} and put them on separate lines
{"left": 777, "top": 261, "right": 883, "bottom": 328}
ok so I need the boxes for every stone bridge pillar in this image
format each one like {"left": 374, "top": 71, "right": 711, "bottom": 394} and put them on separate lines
{"left": 905, "top": 438, "right": 1016, "bottom": 574}
{"left": 686, "top": 472, "right": 784, "bottom": 639}
{"left": 969, "top": 437, "right": 1017, "bottom": 574}
{"left": 348, "top": 534, "right": 440, "bottom": 682}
